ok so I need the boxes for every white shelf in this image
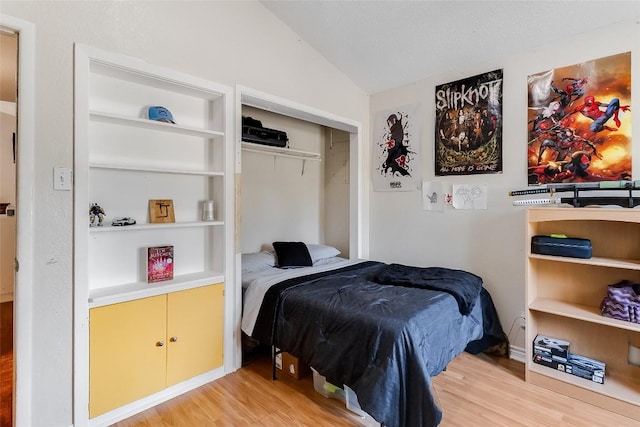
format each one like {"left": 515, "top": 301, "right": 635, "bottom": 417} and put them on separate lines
{"left": 89, "top": 221, "right": 224, "bottom": 233}
{"left": 88, "top": 270, "right": 224, "bottom": 308}
{"left": 241, "top": 141, "right": 321, "bottom": 161}
{"left": 90, "top": 111, "right": 224, "bottom": 139}
{"left": 90, "top": 162, "right": 224, "bottom": 177}
{"left": 90, "top": 57, "right": 226, "bottom": 100}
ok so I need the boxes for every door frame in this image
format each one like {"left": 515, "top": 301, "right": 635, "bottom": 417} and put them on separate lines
{"left": 0, "top": 14, "right": 35, "bottom": 427}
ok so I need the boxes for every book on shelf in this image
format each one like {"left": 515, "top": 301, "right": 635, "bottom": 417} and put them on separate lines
{"left": 147, "top": 245, "right": 174, "bottom": 283}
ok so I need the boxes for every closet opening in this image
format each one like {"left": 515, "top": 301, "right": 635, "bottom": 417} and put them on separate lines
{"left": 236, "top": 86, "right": 363, "bottom": 368}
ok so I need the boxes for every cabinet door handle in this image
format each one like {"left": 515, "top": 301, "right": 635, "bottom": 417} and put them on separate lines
{"left": 156, "top": 340, "right": 165, "bottom": 347}
{"left": 170, "top": 336, "right": 178, "bottom": 343}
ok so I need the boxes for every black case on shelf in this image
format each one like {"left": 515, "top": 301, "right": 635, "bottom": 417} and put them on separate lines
{"left": 531, "top": 235, "right": 592, "bottom": 259}
{"left": 242, "top": 116, "right": 289, "bottom": 148}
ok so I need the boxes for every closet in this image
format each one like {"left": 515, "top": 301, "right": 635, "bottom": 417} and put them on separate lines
{"left": 240, "top": 104, "right": 351, "bottom": 256}
{"left": 237, "top": 87, "right": 360, "bottom": 257}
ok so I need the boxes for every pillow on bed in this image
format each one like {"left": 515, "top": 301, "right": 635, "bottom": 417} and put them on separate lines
{"left": 241, "top": 251, "right": 276, "bottom": 273}
{"left": 307, "top": 244, "right": 341, "bottom": 263}
{"left": 273, "top": 241, "right": 313, "bottom": 268}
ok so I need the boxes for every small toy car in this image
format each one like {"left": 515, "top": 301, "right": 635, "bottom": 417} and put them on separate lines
{"left": 111, "top": 217, "right": 136, "bottom": 226}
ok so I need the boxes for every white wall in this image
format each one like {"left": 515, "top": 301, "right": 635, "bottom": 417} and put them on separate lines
{"left": 370, "top": 19, "right": 640, "bottom": 353}
{"left": 1, "top": 2, "right": 369, "bottom": 426}
{"left": 240, "top": 109, "right": 352, "bottom": 257}
{"left": 241, "top": 107, "right": 325, "bottom": 253}
{"left": 324, "top": 128, "right": 351, "bottom": 257}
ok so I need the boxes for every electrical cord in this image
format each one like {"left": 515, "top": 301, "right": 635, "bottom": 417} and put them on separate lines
{"left": 507, "top": 315, "right": 526, "bottom": 344}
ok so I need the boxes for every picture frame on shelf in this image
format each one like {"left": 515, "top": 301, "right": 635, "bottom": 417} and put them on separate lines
{"left": 149, "top": 199, "right": 175, "bottom": 223}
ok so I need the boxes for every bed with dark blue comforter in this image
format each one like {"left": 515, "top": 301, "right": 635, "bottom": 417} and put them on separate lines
{"left": 250, "top": 261, "right": 507, "bottom": 427}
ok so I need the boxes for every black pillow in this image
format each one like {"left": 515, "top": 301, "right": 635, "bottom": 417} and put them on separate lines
{"left": 272, "top": 241, "right": 313, "bottom": 268}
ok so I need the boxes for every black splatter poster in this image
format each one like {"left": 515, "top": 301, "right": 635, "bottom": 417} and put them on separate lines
{"left": 435, "top": 70, "right": 503, "bottom": 176}
{"left": 373, "top": 104, "right": 421, "bottom": 191}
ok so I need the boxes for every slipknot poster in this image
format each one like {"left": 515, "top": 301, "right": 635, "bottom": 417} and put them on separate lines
{"left": 435, "top": 69, "right": 503, "bottom": 176}
{"left": 527, "top": 52, "right": 631, "bottom": 185}
{"left": 373, "top": 104, "right": 421, "bottom": 191}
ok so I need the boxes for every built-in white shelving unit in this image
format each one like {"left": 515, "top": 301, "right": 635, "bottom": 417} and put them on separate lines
{"left": 74, "top": 44, "right": 234, "bottom": 426}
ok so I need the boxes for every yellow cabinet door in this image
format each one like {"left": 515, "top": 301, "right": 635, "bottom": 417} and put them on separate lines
{"left": 166, "top": 283, "right": 224, "bottom": 386}
{"left": 89, "top": 295, "right": 167, "bottom": 418}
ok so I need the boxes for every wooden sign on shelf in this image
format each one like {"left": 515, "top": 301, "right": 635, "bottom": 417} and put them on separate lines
{"left": 149, "top": 199, "right": 175, "bottom": 223}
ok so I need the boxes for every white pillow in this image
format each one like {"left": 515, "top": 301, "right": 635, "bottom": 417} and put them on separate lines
{"left": 306, "top": 244, "right": 341, "bottom": 263}
{"left": 242, "top": 251, "right": 275, "bottom": 273}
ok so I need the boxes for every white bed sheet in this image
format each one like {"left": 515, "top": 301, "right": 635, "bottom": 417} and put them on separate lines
{"left": 242, "top": 257, "right": 364, "bottom": 335}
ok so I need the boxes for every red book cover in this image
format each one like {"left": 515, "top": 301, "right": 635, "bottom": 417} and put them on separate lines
{"left": 147, "top": 245, "right": 174, "bottom": 283}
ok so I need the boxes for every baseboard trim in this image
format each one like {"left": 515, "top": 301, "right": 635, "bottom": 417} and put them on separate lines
{"left": 509, "top": 344, "right": 525, "bottom": 363}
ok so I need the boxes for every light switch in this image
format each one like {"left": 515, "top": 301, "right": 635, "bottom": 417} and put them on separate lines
{"left": 54, "top": 167, "right": 72, "bottom": 191}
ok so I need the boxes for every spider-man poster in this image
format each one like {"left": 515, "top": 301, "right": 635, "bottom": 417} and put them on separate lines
{"left": 373, "top": 104, "right": 421, "bottom": 191}
{"left": 527, "top": 52, "right": 631, "bottom": 185}
{"left": 435, "top": 69, "right": 503, "bottom": 176}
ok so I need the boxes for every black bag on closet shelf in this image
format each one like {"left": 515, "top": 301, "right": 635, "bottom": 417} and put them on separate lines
{"left": 242, "top": 116, "right": 289, "bottom": 148}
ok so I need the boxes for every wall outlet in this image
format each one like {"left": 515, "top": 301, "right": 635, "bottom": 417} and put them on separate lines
{"left": 519, "top": 311, "right": 526, "bottom": 329}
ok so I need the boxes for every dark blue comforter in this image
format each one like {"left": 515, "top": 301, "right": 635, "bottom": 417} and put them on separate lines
{"left": 252, "top": 261, "right": 507, "bottom": 427}
{"left": 374, "top": 263, "right": 483, "bottom": 315}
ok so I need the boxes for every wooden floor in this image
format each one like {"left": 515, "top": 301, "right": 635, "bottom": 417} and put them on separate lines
{"left": 0, "top": 305, "right": 635, "bottom": 427}
{"left": 114, "top": 350, "right": 638, "bottom": 427}
{"left": 0, "top": 302, "right": 12, "bottom": 427}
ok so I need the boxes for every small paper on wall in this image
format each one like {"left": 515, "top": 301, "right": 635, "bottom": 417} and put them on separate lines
{"left": 452, "top": 184, "right": 487, "bottom": 210}
{"left": 422, "top": 181, "right": 443, "bottom": 211}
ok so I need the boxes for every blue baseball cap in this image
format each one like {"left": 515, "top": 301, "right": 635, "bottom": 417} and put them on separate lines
{"left": 148, "top": 106, "right": 175, "bottom": 123}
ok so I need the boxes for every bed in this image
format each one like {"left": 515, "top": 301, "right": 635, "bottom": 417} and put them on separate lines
{"left": 241, "top": 243, "right": 508, "bottom": 427}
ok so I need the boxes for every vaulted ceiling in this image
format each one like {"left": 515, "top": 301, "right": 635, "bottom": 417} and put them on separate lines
{"left": 262, "top": 1, "right": 640, "bottom": 94}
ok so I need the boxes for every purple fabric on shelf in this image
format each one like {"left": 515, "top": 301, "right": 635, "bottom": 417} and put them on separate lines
{"left": 601, "top": 280, "right": 640, "bottom": 324}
